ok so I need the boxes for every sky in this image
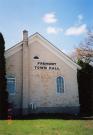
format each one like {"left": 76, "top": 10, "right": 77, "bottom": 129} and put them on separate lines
{"left": 0, "top": 0, "right": 93, "bottom": 54}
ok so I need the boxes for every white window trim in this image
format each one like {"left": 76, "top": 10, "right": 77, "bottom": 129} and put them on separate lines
{"left": 7, "top": 76, "right": 16, "bottom": 95}
{"left": 56, "top": 76, "right": 65, "bottom": 95}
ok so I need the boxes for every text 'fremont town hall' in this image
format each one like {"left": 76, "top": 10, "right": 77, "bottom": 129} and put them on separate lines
{"left": 5, "top": 30, "right": 81, "bottom": 115}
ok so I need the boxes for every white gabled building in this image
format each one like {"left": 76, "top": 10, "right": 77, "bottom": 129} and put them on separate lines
{"left": 5, "top": 30, "right": 81, "bottom": 115}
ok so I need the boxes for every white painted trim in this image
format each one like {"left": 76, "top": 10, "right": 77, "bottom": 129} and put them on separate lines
{"left": 5, "top": 32, "right": 81, "bottom": 70}
{"left": 56, "top": 76, "right": 65, "bottom": 95}
{"left": 6, "top": 76, "right": 16, "bottom": 96}
{"left": 5, "top": 42, "right": 22, "bottom": 58}
{"left": 29, "top": 35, "right": 80, "bottom": 70}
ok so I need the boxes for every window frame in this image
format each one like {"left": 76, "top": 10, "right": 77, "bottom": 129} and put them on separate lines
{"left": 6, "top": 75, "right": 16, "bottom": 95}
{"left": 56, "top": 76, "right": 65, "bottom": 95}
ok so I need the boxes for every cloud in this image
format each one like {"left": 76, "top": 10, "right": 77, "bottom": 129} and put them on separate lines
{"left": 78, "top": 14, "right": 83, "bottom": 21}
{"left": 43, "top": 12, "right": 57, "bottom": 23}
{"left": 65, "top": 24, "right": 87, "bottom": 36}
{"left": 46, "top": 26, "right": 63, "bottom": 34}
{"left": 78, "top": 14, "right": 83, "bottom": 24}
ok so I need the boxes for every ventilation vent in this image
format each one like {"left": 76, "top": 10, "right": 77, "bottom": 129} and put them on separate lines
{"left": 29, "top": 103, "right": 37, "bottom": 110}
{"left": 33, "top": 56, "right": 39, "bottom": 59}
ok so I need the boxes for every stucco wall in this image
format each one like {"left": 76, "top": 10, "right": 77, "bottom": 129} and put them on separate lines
{"left": 6, "top": 49, "right": 23, "bottom": 110}
{"left": 5, "top": 36, "right": 79, "bottom": 114}
{"left": 28, "top": 40, "right": 79, "bottom": 110}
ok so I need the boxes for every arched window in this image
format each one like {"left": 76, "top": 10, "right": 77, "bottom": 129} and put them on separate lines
{"left": 33, "top": 56, "right": 39, "bottom": 59}
{"left": 6, "top": 75, "right": 16, "bottom": 94}
{"left": 56, "top": 76, "right": 64, "bottom": 93}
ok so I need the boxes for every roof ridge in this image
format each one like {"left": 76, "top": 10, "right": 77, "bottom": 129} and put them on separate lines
{"left": 5, "top": 32, "right": 81, "bottom": 69}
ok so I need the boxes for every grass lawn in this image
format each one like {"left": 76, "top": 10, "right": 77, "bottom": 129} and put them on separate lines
{"left": 0, "top": 119, "right": 93, "bottom": 135}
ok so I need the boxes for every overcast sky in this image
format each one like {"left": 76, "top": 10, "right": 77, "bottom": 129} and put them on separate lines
{"left": 0, "top": 0, "right": 93, "bottom": 54}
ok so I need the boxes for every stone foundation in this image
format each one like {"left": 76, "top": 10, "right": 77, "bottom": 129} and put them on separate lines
{"left": 13, "top": 106, "right": 80, "bottom": 116}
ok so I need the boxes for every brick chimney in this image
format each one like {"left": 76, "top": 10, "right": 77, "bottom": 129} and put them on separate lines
{"left": 23, "top": 30, "right": 28, "bottom": 43}
{"left": 22, "top": 30, "right": 29, "bottom": 114}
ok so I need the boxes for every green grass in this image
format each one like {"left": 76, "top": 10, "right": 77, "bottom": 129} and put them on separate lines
{"left": 0, "top": 119, "right": 93, "bottom": 135}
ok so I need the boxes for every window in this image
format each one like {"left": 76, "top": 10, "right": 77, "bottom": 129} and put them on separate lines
{"left": 6, "top": 76, "right": 16, "bottom": 94}
{"left": 33, "top": 56, "right": 39, "bottom": 59}
{"left": 56, "top": 76, "right": 64, "bottom": 93}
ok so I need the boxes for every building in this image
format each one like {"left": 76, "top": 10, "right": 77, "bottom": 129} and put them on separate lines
{"left": 5, "top": 30, "right": 81, "bottom": 115}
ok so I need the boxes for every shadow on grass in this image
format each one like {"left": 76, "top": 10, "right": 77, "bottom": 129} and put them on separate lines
{"left": 14, "top": 113, "right": 93, "bottom": 120}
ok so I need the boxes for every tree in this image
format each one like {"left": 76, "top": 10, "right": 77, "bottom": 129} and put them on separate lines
{"left": 70, "top": 29, "right": 93, "bottom": 64}
{"left": 77, "top": 60, "right": 93, "bottom": 116}
{"left": 78, "top": 30, "right": 93, "bottom": 62}
{"left": 0, "top": 33, "right": 8, "bottom": 119}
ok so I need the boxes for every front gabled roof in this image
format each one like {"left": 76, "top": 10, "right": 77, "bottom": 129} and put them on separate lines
{"left": 5, "top": 32, "right": 81, "bottom": 70}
